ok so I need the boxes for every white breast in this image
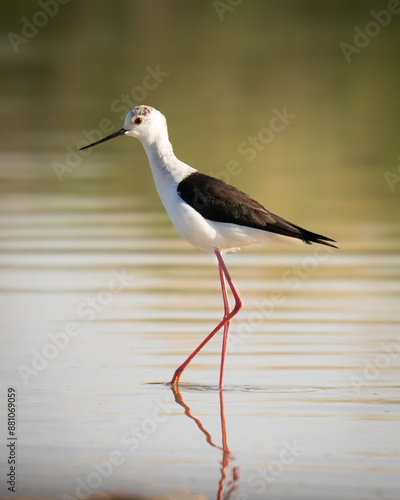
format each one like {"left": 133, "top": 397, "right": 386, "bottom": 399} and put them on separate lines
{"left": 143, "top": 141, "right": 271, "bottom": 253}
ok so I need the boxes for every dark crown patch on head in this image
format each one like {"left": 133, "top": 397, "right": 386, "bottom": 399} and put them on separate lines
{"left": 134, "top": 105, "right": 153, "bottom": 117}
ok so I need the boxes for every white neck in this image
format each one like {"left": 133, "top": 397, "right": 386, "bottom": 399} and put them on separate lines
{"left": 141, "top": 134, "right": 174, "bottom": 167}
{"left": 139, "top": 134, "right": 196, "bottom": 185}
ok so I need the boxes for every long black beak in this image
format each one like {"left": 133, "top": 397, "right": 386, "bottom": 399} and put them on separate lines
{"left": 79, "top": 128, "right": 126, "bottom": 151}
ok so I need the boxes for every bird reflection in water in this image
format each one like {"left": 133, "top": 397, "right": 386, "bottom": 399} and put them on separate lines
{"left": 171, "top": 386, "right": 240, "bottom": 499}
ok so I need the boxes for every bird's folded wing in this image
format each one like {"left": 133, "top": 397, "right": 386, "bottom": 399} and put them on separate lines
{"left": 177, "top": 172, "right": 337, "bottom": 248}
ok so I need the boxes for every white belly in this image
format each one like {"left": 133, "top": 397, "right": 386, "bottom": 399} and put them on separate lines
{"left": 164, "top": 191, "right": 266, "bottom": 252}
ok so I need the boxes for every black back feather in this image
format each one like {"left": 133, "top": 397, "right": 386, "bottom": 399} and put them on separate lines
{"left": 177, "top": 172, "right": 337, "bottom": 248}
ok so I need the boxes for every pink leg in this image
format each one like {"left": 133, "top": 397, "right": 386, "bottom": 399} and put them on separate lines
{"left": 170, "top": 249, "right": 242, "bottom": 389}
{"left": 218, "top": 259, "right": 230, "bottom": 389}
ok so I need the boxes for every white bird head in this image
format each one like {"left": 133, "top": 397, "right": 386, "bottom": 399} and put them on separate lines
{"left": 80, "top": 105, "right": 169, "bottom": 151}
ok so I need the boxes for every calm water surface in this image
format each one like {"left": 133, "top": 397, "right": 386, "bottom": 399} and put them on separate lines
{"left": 1, "top": 152, "right": 399, "bottom": 500}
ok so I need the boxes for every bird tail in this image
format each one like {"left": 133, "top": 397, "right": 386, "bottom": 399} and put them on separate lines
{"left": 294, "top": 225, "right": 338, "bottom": 249}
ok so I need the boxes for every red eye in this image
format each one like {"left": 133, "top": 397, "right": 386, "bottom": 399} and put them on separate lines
{"left": 134, "top": 117, "right": 143, "bottom": 125}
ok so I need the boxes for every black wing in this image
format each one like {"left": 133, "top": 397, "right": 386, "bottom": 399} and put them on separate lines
{"left": 177, "top": 172, "right": 337, "bottom": 248}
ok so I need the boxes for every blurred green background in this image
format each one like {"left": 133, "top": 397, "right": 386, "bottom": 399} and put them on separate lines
{"left": 1, "top": 0, "right": 400, "bottom": 249}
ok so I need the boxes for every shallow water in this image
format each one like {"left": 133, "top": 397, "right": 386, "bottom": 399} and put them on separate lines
{"left": 1, "top": 174, "right": 400, "bottom": 499}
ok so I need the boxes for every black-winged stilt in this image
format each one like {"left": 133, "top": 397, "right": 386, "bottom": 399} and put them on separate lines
{"left": 80, "top": 105, "right": 337, "bottom": 389}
